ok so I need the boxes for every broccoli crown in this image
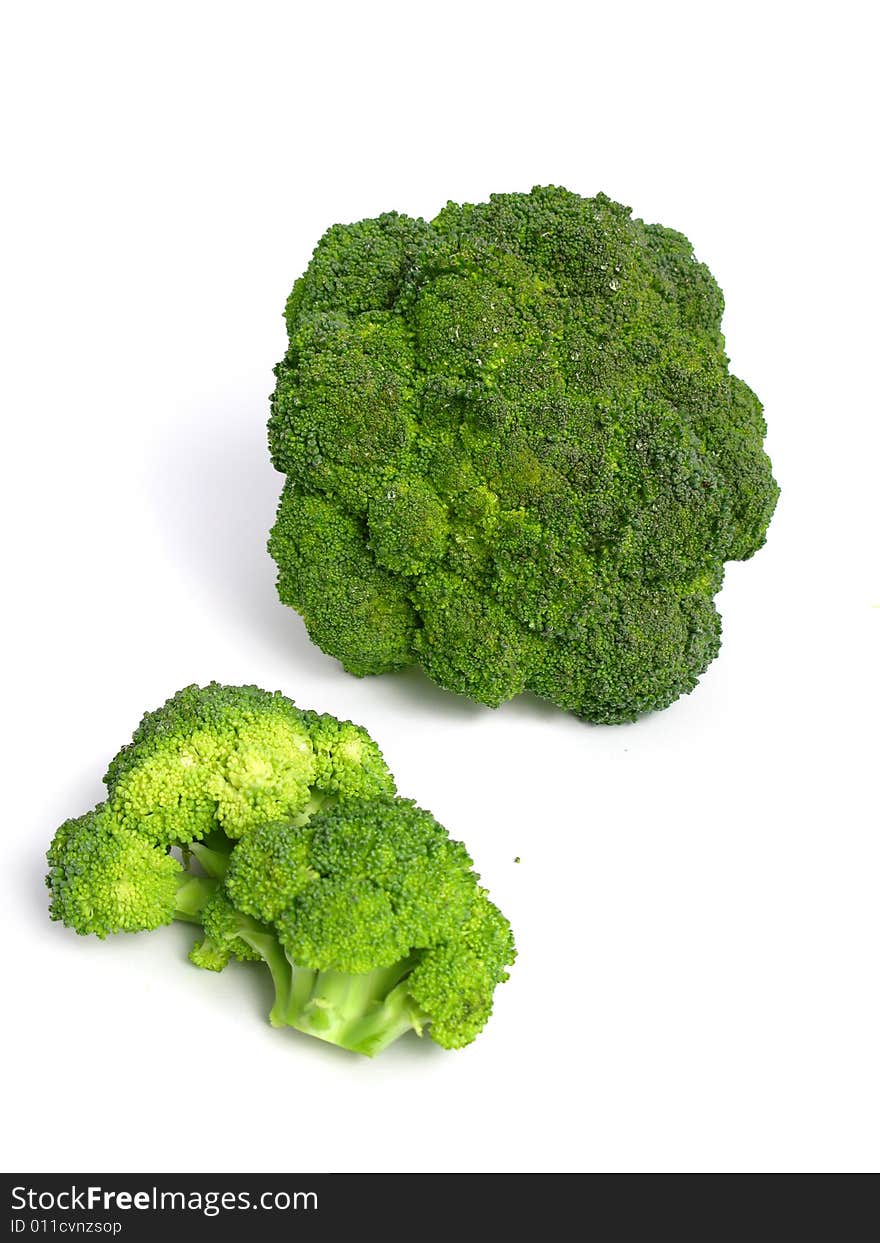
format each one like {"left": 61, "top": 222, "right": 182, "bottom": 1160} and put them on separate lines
{"left": 268, "top": 186, "right": 779, "bottom": 723}
{"left": 46, "top": 806, "right": 183, "bottom": 937}
{"left": 188, "top": 889, "right": 266, "bottom": 971}
{"left": 221, "top": 798, "right": 515, "bottom": 1050}
{"left": 103, "top": 682, "right": 395, "bottom": 844}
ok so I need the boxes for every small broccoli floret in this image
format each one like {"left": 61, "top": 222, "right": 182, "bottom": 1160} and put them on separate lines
{"left": 187, "top": 891, "right": 264, "bottom": 970}
{"left": 104, "top": 682, "right": 316, "bottom": 844}
{"left": 45, "top": 686, "right": 515, "bottom": 1056}
{"left": 301, "top": 711, "right": 397, "bottom": 804}
{"left": 46, "top": 805, "right": 211, "bottom": 937}
{"left": 269, "top": 487, "right": 417, "bottom": 676}
{"left": 102, "top": 682, "right": 395, "bottom": 845}
{"left": 407, "top": 892, "right": 516, "bottom": 1049}
{"left": 300, "top": 798, "right": 477, "bottom": 948}
{"left": 224, "top": 819, "right": 315, "bottom": 923}
{"left": 268, "top": 186, "right": 779, "bottom": 723}
{"left": 221, "top": 798, "right": 515, "bottom": 1054}
{"left": 368, "top": 478, "right": 449, "bottom": 575}
{"left": 47, "top": 683, "right": 397, "bottom": 934}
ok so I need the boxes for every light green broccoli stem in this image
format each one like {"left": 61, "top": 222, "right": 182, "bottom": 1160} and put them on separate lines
{"left": 234, "top": 926, "right": 296, "bottom": 1027}
{"left": 188, "top": 832, "right": 235, "bottom": 879}
{"left": 341, "top": 980, "right": 428, "bottom": 1057}
{"left": 281, "top": 957, "right": 427, "bottom": 1056}
{"left": 291, "top": 790, "right": 337, "bottom": 826}
{"left": 173, "top": 875, "right": 219, "bottom": 923}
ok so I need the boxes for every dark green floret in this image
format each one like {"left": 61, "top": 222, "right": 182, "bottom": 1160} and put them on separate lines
{"left": 268, "top": 185, "right": 779, "bottom": 723}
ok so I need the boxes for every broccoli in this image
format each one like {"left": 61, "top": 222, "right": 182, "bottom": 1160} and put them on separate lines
{"left": 46, "top": 684, "right": 514, "bottom": 1055}
{"left": 46, "top": 806, "right": 215, "bottom": 936}
{"left": 197, "top": 800, "right": 515, "bottom": 1054}
{"left": 268, "top": 185, "right": 779, "bottom": 723}
{"left": 104, "top": 681, "right": 394, "bottom": 844}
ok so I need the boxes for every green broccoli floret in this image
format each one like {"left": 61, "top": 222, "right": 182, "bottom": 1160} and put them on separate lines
{"left": 188, "top": 888, "right": 288, "bottom": 1016}
{"left": 45, "top": 686, "right": 513, "bottom": 1056}
{"left": 103, "top": 682, "right": 395, "bottom": 844}
{"left": 301, "top": 711, "right": 399, "bottom": 804}
{"left": 216, "top": 798, "right": 515, "bottom": 1055}
{"left": 222, "top": 819, "right": 315, "bottom": 923}
{"left": 48, "top": 683, "right": 395, "bottom": 934}
{"left": 46, "top": 805, "right": 216, "bottom": 937}
{"left": 268, "top": 185, "right": 779, "bottom": 723}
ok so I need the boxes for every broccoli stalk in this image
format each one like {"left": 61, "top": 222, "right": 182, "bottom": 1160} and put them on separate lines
{"left": 280, "top": 959, "right": 426, "bottom": 1056}
{"left": 187, "top": 892, "right": 293, "bottom": 1023}
{"left": 172, "top": 873, "right": 220, "bottom": 923}
{"left": 186, "top": 889, "right": 429, "bottom": 1053}
{"left": 186, "top": 830, "right": 235, "bottom": 880}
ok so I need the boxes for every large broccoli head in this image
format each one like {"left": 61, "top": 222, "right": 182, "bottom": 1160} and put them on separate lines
{"left": 268, "top": 186, "right": 778, "bottom": 723}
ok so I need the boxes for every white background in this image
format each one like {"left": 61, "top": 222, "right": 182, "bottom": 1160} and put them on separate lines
{"left": 2, "top": 1, "right": 878, "bottom": 1174}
